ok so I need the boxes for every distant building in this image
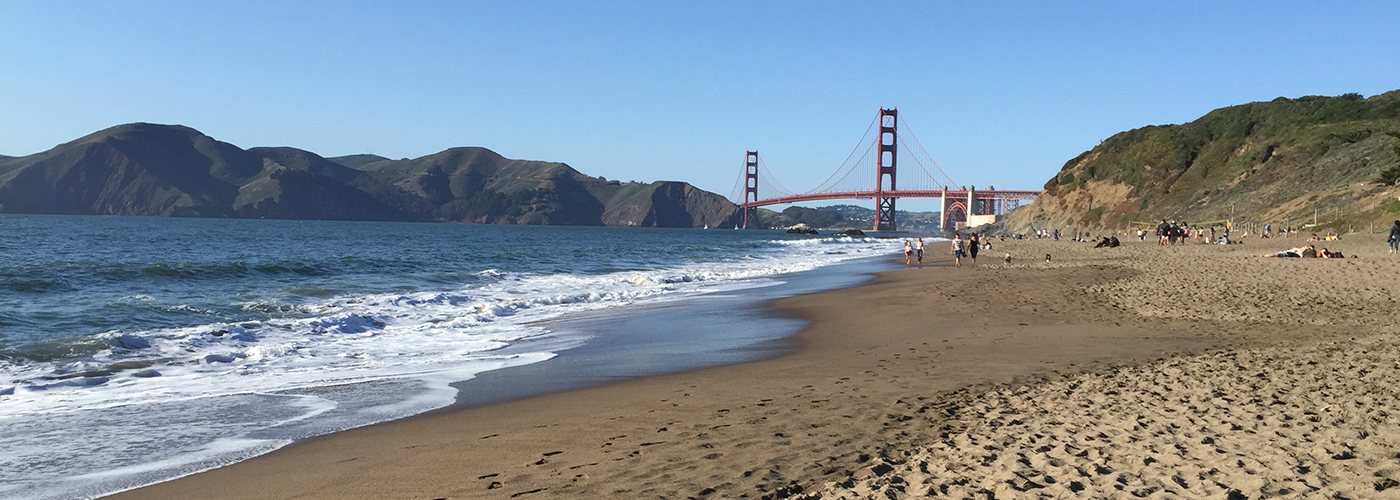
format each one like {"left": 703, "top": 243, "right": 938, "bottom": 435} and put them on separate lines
{"left": 966, "top": 214, "right": 1000, "bottom": 229}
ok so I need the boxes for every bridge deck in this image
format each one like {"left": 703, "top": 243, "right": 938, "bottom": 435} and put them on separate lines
{"left": 740, "top": 190, "right": 1040, "bottom": 209}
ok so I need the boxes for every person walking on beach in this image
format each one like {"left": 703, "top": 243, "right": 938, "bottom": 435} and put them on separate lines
{"left": 903, "top": 239, "right": 913, "bottom": 265}
{"left": 1389, "top": 220, "right": 1400, "bottom": 254}
{"left": 914, "top": 237, "right": 924, "bottom": 263}
{"left": 1156, "top": 220, "right": 1170, "bottom": 245}
{"left": 951, "top": 234, "right": 964, "bottom": 267}
{"left": 968, "top": 233, "right": 980, "bottom": 265}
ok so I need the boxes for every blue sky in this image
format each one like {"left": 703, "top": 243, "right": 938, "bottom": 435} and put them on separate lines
{"left": 2, "top": 1, "right": 1397, "bottom": 211}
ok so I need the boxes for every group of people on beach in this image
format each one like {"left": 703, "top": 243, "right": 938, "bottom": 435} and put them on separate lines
{"left": 901, "top": 220, "right": 1400, "bottom": 266}
{"left": 902, "top": 238, "right": 925, "bottom": 265}
{"left": 950, "top": 233, "right": 990, "bottom": 266}
{"left": 901, "top": 233, "right": 992, "bottom": 267}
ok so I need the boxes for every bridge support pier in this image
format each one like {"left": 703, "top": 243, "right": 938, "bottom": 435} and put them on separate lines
{"left": 874, "top": 108, "right": 898, "bottom": 231}
{"left": 938, "top": 185, "right": 947, "bottom": 232}
{"left": 967, "top": 185, "right": 975, "bottom": 221}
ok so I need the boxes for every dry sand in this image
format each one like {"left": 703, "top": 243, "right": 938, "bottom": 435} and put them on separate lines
{"left": 106, "top": 234, "right": 1400, "bottom": 500}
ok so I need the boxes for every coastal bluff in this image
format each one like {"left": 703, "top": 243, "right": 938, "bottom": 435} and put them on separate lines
{"left": 1004, "top": 91, "right": 1400, "bottom": 233}
{"left": 0, "top": 123, "right": 741, "bottom": 228}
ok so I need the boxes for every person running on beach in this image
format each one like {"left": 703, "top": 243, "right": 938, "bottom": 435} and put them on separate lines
{"left": 914, "top": 237, "right": 924, "bottom": 263}
{"left": 1390, "top": 220, "right": 1400, "bottom": 254}
{"left": 903, "top": 239, "right": 913, "bottom": 265}
{"left": 968, "top": 233, "right": 980, "bottom": 264}
{"left": 951, "top": 234, "right": 964, "bottom": 267}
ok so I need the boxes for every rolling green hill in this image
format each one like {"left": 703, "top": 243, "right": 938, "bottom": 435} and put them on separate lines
{"left": 1005, "top": 91, "right": 1400, "bottom": 233}
{"left": 0, "top": 123, "right": 741, "bottom": 227}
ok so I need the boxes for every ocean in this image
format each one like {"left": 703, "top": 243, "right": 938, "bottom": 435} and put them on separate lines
{"left": 0, "top": 214, "right": 902, "bottom": 499}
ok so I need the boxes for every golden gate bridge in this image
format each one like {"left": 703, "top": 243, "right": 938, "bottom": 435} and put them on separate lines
{"left": 730, "top": 108, "right": 1041, "bottom": 231}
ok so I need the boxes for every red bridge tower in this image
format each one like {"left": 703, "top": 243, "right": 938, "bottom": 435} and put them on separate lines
{"left": 743, "top": 151, "right": 759, "bottom": 229}
{"left": 875, "top": 108, "right": 898, "bottom": 231}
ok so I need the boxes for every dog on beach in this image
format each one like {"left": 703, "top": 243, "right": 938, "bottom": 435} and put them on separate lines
{"left": 1004, "top": 253, "right": 1011, "bottom": 264}
{"left": 1045, "top": 254, "right": 1052, "bottom": 263}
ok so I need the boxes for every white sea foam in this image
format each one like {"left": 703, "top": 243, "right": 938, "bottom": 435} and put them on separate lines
{"left": 0, "top": 235, "right": 898, "bottom": 499}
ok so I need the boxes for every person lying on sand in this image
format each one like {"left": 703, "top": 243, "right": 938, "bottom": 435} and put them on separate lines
{"left": 1261, "top": 245, "right": 1314, "bottom": 258}
{"left": 1319, "top": 248, "right": 1345, "bottom": 258}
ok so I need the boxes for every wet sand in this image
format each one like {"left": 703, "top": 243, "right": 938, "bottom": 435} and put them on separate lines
{"left": 106, "top": 234, "right": 1400, "bottom": 499}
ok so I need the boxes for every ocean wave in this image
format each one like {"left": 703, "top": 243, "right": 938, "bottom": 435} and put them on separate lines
{"left": 0, "top": 222, "right": 903, "bottom": 500}
{"left": 1, "top": 234, "right": 897, "bottom": 412}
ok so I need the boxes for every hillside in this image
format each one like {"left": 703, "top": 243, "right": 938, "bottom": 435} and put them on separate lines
{"left": 1004, "top": 91, "right": 1400, "bottom": 234}
{"left": 0, "top": 123, "right": 411, "bottom": 220}
{"left": 0, "top": 123, "right": 739, "bottom": 227}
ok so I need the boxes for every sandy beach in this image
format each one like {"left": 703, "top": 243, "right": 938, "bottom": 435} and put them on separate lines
{"left": 106, "top": 233, "right": 1400, "bottom": 500}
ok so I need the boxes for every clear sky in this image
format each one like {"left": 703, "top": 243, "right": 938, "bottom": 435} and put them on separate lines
{"left": 2, "top": 1, "right": 1397, "bottom": 210}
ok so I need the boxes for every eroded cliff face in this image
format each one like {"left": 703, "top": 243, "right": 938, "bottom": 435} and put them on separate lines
{"left": 1003, "top": 153, "right": 1138, "bottom": 232}
{"left": 1003, "top": 91, "right": 1400, "bottom": 233}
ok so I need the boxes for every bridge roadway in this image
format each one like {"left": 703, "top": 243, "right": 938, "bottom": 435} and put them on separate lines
{"left": 738, "top": 189, "right": 1042, "bottom": 209}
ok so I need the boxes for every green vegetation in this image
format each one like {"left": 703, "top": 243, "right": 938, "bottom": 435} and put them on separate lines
{"left": 1374, "top": 165, "right": 1400, "bottom": 185}
{"left": 1032, "top": 91, "right": 1400, "bottom": 229}
{"left": 1085, "top": 206, "right": 1105, "bottom": 221}
{"left": 436, "top": 188, "right": 546, "bottom": 221}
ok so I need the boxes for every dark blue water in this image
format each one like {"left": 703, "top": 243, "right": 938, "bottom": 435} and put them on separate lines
{"left": 0, "top": 214, "right": 900, "bottom": 500}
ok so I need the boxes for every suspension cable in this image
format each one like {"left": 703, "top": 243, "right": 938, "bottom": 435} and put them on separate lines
{"left": 898, "top": 115, "right": 958, "bottom": 188}
{"left": 758, "top": 156, "right": 796, "bottom": 197}
{"left": 729, "top": 159, "right": 746, "bottom": 203}
{"left": 813, "top": 137, "right": 877, "bottom": 194}
{"left": 804, "top": 112, "right": 879, "bottom": 195}
{"left": 897, "top": 139, "right": 944, "bottom": 191}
